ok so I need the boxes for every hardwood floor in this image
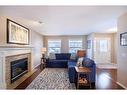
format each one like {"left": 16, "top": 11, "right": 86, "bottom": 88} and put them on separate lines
{"left": 96, "top": 68, "right": 123, "bottom": 89}
{"left": 15, "top": 65, "right": 44, "bottom": 89}
{"left": 15, "top": 64, "right": 124, "bottom": 89}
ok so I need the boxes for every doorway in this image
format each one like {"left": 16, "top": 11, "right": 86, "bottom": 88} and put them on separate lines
{"left": 94, "top": 37, "right": 111, "bottom": 64}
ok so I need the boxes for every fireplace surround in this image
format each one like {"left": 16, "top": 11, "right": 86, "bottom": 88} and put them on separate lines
{"left": 5, "top": 53, "right": 31, "bottom": 89}
{"left": 0, "top": 46, "right": 36, "bottom": 89}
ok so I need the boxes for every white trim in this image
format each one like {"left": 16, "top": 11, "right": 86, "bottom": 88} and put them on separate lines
{"left": 116, "top": 82, "right": 127, "bottom": 89}
{"left": 34, "top": 63, "right": 41, "bottom": 69}
{"left": 0, "top": 47, "right": 33, "bottom": 89}
{"left": 0, "top": 52, "right": 6, "bottom": 89}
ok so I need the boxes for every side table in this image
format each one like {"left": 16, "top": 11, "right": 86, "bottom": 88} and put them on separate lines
{"left": 75, "top": 66, "right": 91, "bottom": 89}
{"left": 41, "top": 57, "right": 46, "bottom": 68}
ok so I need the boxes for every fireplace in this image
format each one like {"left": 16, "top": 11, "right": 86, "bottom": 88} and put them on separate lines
{"left": 5, "top": 53, "right": 31, "bottom": 89}
{"left": 11, "top": 58, "right": 28, "bottom": 83}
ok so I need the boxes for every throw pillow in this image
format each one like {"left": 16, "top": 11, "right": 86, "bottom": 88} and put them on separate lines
{"left": 82, "top": 57, "right": 94, "bottom": 67}
{"left": 77, "top": 57, "right": 84, "bottom": 67}
{"left": 70, "top": 53, "right": 76, "bottom": 60}
{"left": 49, "top": 53, "right": 56, "bottom": 59}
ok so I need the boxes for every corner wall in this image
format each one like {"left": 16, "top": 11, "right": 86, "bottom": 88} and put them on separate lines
{"left": 117, "top": 13, "right": 127, "bottom": 88}
{"left": 31, "top": 31, "right": 44, "bottom": 68}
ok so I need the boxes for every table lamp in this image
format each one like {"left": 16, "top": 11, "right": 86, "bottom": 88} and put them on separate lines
{"left": 42, "top": 47, "right": 47, "bottom": 59}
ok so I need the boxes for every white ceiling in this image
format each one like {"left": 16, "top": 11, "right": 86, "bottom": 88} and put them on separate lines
{"left": 0, "top": 6, "right": 127, "bottom": 35}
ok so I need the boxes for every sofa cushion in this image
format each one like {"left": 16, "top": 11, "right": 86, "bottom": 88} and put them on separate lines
{"left": 54, "top": 60, "right": 68, "bottom": 62}
{"left": 77, "top": 57, "right": 84, "bottom": 67}
{"left": 70, "top": 53, "right": 76, "bottom": 60}
{"left": 49, "top": 53, "right": 56, "bottom": 59}
{"left": 82, "top": 57, "right": 95, "bottom": 67}
{"left": 55, "top": 53, "right": 71, "bottom": 60}
{"left": 70, "top": 54, "right": 79, "bottom": 62}
{"left": 47, "top": 59, "right": 68, "bottom": 68}
{"left": 68, "top": 61, "right": 76, "bottom": 67}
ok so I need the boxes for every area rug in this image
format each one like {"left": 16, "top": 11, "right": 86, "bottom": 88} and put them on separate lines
{"left": 26, "top": 68, "right": 76, "bottom": 90}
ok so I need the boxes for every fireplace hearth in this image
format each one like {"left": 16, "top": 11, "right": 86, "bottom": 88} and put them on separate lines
{"left": 11, "top": 58, "right": 28, "bottom": 83}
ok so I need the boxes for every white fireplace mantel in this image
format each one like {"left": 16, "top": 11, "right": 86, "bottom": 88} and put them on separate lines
{"left": 0, "top": 46, "right": 33, "bottom": 89}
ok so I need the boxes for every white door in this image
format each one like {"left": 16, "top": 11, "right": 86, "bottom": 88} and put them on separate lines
{"left": 94, "top": 37, "right": 111, "bottom": 64}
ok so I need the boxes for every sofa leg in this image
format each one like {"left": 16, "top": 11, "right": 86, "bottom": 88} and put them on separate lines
{"left": 91, "top": 82, "right": 96, "bottom": 89}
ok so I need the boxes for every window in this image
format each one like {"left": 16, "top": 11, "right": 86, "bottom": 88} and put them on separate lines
{"left": 48, "top": 40, "right": 61, "bottom": 54}
{"left": 69, "top": 40, "right": 82, "bottom": 53}
{"left": 99, "top": 40, "right": 108, "bottom": 52}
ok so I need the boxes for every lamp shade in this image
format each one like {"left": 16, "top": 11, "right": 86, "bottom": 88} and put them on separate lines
{"left": 42, "top": 47, "right": 47, "bottom": 53}
{"left": 77, "top": 50, "right": 86, "bottom": 57}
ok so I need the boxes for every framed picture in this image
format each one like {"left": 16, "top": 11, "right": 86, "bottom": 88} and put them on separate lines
{"left": 87, "top": 40, "right": 91, "bottom": 49}
{"left": 7, "top": 19, "right": 29, "bottom": 45}
{"left": 120, "top": 32, "right": 127, "bottom": 46}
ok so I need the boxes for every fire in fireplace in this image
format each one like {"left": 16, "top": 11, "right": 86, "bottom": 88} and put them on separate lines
{"left": 11, "top": 58, "right": 28, "bottom": 83}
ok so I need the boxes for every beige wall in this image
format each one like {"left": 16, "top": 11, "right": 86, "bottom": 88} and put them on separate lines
{"left": 0, "top": 16, "right": 31, "bottom": 46}
{"left": 43, "top": 35, "right": 87, "bottom": 54}
{"left": 0, "top": 16, "right": 6, "bottom": 45}
{"left": 0, "top": 16, "right": 44, "bottom": 68}
{"left": 31, "top": 31, "right": 44, "bottom": 68}
{"left": 117, "top": 13, "right": 127, "bottom": 88}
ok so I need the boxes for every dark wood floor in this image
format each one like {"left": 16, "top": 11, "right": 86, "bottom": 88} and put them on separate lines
{"left": 96, "top": 68, "right": 123, "bottom": 89}
{"left": 15, "top": 64, "right": 124, "bottom": 89}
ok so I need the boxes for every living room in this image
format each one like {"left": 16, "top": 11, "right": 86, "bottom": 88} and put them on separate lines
{"left": 0, "top": 6, "right": 127, "bottom": 91}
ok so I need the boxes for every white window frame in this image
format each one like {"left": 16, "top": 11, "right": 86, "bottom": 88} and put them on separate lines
{"left": 99, "top": 40, "right": 108, "bottom": 52}
{"left": 48, "top": 40, "right": 61, "bottom": 54}
{"left": 69, "top": 40, "right": 82, "bottom": 53}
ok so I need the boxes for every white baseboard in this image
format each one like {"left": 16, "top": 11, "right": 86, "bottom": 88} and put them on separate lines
{"left": 34, "top": 63, "right": 41, "bottom": 69}
{"left": 116, "top": 82, "right": 127, "bottom": 89}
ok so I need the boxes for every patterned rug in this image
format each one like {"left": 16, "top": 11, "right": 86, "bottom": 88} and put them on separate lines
{"left": 26, "top": 68, "right": 76, "bottom": 90}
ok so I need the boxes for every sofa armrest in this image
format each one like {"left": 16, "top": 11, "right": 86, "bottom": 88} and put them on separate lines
{"left": 68, "top": 61, "right": 77, "bottom": 83}
{"left": 68, "top": 67, "right": 76, "bottom": 83}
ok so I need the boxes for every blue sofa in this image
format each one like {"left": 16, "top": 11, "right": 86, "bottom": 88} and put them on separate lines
{"left": 46, "top": 53, "right": 71, "bottom": 68}
{"left": 46, "top": 53, "right": 96, "bottom": 85}
{"left": 68, "top": 57, "right": 96, "bottom": 84}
